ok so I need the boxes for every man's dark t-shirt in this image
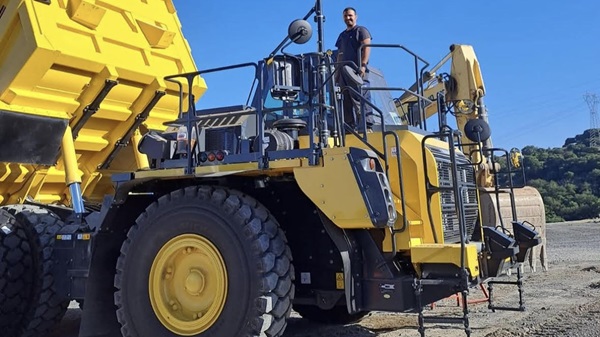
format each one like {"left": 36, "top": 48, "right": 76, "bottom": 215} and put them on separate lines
{"left": 335, "top": 25, "right": 372, "bottom": 66}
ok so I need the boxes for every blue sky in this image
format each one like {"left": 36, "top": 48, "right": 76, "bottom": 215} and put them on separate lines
{"left": 173, "top": 1, "right": 600, "bottom": 150}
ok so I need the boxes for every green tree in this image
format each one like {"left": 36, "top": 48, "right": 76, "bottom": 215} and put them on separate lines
{"left": 520, "top": 130, "right": 600, "bottom": 222}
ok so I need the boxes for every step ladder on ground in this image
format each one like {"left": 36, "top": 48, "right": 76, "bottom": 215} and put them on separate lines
{"left": 415, "top": 267, "right": 527, "bottom": 337}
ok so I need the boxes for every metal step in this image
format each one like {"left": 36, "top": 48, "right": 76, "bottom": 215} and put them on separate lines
{"left": 414, "top": 277, "right": 472, "bottom": 337}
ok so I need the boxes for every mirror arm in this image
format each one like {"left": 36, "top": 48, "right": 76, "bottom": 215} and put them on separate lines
{"left": 267, "top": 38, "right": 291, "bottom": 61}
{"left": 302, "top": 6, "right": 316, "bottom": 20}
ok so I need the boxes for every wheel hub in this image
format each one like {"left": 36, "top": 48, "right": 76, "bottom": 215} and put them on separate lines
{"left": 185, "top": 268, "right": 205, "bottom": 295}
{"left": 149, "top": 234, "right": 227, "bottom": 336}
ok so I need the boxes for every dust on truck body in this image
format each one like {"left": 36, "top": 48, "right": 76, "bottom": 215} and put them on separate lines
{"left": 0, "top": 1, "right": 541, "bottom": 337}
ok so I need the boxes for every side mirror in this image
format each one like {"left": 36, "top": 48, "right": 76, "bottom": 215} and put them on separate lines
{"left": 464, "top": 118, "right": 491, "bottom": 143}
{"left": 510, "top": 148, "right": 523, "bottom": 168}
{"left": 288, "top": 19, "right": 312, "bottom": 44}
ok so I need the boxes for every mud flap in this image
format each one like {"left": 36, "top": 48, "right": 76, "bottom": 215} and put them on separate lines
{"left": 512, "top": 221, "right": 542, "bottom": 263}
{"left": 79, "top": 231, "right": 124, "bottom": 337}
{"left": 481, "top": 226, "right": 519, "bottom": 278}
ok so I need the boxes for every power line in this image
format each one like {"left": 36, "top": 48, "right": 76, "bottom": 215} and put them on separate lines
{"left": 584, "top": 93, "right": 600, "bottom": 149}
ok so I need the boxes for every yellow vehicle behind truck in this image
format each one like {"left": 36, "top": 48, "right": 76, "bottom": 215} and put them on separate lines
{"left": 0, "top": 1, "right": 543, "bottom": 337}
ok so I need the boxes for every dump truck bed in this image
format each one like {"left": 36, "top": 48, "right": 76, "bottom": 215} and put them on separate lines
{"left": 0, "top": 0, "right": 205, "bottom": 205}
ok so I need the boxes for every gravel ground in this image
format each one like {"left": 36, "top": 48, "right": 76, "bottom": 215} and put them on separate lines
{"left": 52, "top": 220, "right": 600, "bottom": 337}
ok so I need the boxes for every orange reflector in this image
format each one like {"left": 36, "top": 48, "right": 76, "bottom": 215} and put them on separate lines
{"left": 369, "top": 158, "right": 376, "bottom": 171}
{"left": 207, "top": 152, "right": 216, "bottom": 162}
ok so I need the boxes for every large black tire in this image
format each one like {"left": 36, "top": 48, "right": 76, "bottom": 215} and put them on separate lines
{"left": 294, "top": 305, "right": 369, "bottom": 325}
{"left": 0, "top": 209, "right": 37, "bottom": 336}
{"left": 115, "top": 186, "right": 295, "bottom": 337}
{"left": 2, "top": 205, "right": 69, "bottom": 337}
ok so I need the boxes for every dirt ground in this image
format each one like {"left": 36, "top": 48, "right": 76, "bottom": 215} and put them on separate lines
{"left": 52, "top": 220, "right": 600, "bottom": 337}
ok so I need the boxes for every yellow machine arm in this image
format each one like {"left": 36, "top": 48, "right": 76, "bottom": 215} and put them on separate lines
{"left": 396, "top": 44, "right": 495, "bottom": 187}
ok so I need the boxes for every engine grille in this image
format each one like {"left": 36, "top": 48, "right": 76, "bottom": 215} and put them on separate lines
{"left": 429, "top": 147, "right": 479, "bottom": 243}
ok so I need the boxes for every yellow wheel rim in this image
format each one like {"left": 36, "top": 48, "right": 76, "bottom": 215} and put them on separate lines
{"left": 149, "top": 234, "right": 228, "bottom": 336}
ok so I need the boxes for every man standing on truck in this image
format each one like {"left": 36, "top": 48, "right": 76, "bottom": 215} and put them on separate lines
{"left": 335, "top": 7, "right": 378, "bottom": 130}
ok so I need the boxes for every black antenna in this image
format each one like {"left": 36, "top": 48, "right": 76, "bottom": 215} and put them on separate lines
{"left": 315, "top": 0, "right": 330, "bottom": 146}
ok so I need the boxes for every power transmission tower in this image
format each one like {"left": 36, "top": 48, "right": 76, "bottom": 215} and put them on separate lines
{"left": 584, "top": 93, "right": 600, "bottom": 149}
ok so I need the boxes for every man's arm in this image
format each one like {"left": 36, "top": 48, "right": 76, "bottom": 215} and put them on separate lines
{"left": 360, "top": 37, "right": 371, "bottom": 76}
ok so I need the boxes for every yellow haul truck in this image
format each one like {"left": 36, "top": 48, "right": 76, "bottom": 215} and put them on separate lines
{"left": 0, "top": 1, "right": 542, "bottom": 337}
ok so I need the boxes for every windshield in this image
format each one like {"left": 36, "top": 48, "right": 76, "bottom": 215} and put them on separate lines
{"left": 368, "top": 66, "right": 405, "bottom": 126}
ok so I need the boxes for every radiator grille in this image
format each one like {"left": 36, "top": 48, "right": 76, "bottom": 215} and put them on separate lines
{"left": 430, "top": 148, "right": 479, "bottom": 243}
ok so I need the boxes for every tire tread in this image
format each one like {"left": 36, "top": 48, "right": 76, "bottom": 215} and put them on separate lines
{"left": 2, "top": 205, "right": 69, "bottom": 337}
{"left": 115, "top": 186, "right": 294, "bottom": 337}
